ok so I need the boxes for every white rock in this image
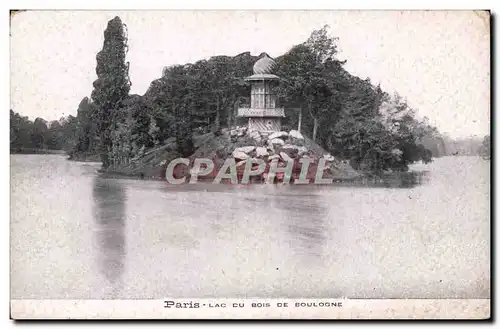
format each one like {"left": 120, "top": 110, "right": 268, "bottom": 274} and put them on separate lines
{"left": 323, "top": 154, "right": 335, "bottom": 161}
{"left": 230, "top": 130, "right": 238, "bottom": 137}
{"left": 289, "top": 130, "right": 304, "bottom": 140}
{"left": 269, "top": 138, "right": 285, "bottom": 146}
{"left": 159, "top": 159, "right": 167, "bottom": 166}
{"left": 236, "top": 160, "right": 247, "bottom": 167}
{"left": 248, "top": 130, "right": 262, "bottom": 142}
{"left": 235, "top": 146, "right": 255, "bottom": 153}
{"left": 266, "top": 139, "right": 276, "bottom": 152}
{"left": 232, "top": 151, "right": 249, "bottom": 160}
{"left": 297, "top": 146, "right": 308, "bottom": 155}
{"left": 256, "top": 147, "right": 269, "bottom": 157}
{"left": 282, "top": 144, "right": 299, "bottom": 150}
{"left": 268, "top": 131, "right": 289, "bottom": 140}
{"left": 268, "top": 154, "right": 280, "bottom": 161}
{"left": 248, "top": 129, "right": 260, "bottom": 137}
{"left": 280, "top": 152, "right": 293, "bottom": 162}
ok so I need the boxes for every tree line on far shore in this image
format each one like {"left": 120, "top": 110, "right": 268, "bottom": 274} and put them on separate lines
{"left": 10, "top": 110, "right": 78, "bottom": 153}
{"left": 9, "top": 16, "right": 491, "bottom": 172}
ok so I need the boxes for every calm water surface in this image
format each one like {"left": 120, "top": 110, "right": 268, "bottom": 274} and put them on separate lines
{"left": 10, "top": 155, "right": 490, "bottom": 299}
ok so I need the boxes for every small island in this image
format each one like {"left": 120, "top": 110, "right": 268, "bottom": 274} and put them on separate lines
{"left": 10, "top": 16, "right": 490, "bottom": 184}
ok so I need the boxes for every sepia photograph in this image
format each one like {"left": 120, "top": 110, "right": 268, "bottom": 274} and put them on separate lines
{"left": 9, "top": 9, "right": 491, "bottom": 319}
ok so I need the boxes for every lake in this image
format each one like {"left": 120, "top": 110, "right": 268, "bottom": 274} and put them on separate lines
{"left": 10, "top": 154, "right": 490, "bottom": 299}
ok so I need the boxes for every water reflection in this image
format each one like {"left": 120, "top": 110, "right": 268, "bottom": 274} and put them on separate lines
{"left": 332, "top": 171, "right": 429, "bottom": 188}
{"left": 380, "top": 171, "right": 429, "bottom": 188}
{"left": 92, "top": 177, "right": 127, "bottom": 298}
{"left": 272, "top": 188, "right": 328, "bottom": 262}
{"left": 10, "top": 155, "right": 491, "bottom": 299}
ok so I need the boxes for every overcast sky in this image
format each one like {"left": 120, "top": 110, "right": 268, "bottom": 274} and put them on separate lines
{"left": 10, "top": 10, "right": 490, "bottom": 138}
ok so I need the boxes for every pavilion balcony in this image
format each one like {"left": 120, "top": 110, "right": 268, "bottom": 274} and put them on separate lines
{"left": 237, "top": 107, "right": 285, "bottom": 118}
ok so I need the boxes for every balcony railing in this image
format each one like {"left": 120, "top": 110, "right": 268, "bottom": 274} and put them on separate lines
{"left": 237, "top": 108, "right": 285, "bottom": 118}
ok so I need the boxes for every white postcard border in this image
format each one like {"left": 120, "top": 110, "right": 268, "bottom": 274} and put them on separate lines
{"left": 10, "top": 299, "right": 490, "bottom": 320}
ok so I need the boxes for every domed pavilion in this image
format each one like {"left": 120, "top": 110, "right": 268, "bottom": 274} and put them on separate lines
{"left": 237, "top": 53, "right": 286, "bottom": 134}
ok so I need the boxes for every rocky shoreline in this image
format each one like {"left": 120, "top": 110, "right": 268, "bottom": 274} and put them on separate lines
{"left": 95, "top": 127, "right": 361, "bottom": 184}
{"left": 187, "top": 127, "right": 360, "bottom": 183}
{"left": 89, "top": 126, "right": 428, "bottom": 188}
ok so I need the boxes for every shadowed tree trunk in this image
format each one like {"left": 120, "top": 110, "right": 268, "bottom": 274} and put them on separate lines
{"left": 298, "top": 108, "right": 303, "bottom": 132}
{"left": 308, "top": 101, "right": 319, "bottom": 141}
{"left": 312, "top": 118, "right": 318, "bottom": 141}
{"left": 214, "top": 96, "right": 221, "bottom": 131}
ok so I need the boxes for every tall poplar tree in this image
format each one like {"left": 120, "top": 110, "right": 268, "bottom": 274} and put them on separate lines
{"left": 91, "top": 16, "right": 131, "bottom": 168}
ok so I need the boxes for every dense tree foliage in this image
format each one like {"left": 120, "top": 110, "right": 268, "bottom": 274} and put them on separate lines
{"left": 72, "top": 97, "right": 98, "bottom": 156}
{"left": 10, "top": 110, "right": 78, "bottom": 152}
{"left": 91, "top": 16, "right": 131, "bottom": 168}
{"left": 12, "top": 20, "right": 484, "bottom": 173}
{"left": 274, "top": 26, "right": 435, "bottom": 173}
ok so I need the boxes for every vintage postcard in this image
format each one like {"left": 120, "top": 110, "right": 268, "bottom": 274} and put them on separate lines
{"left": 9, "top": 10, "right": 491, "bottom": 320}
